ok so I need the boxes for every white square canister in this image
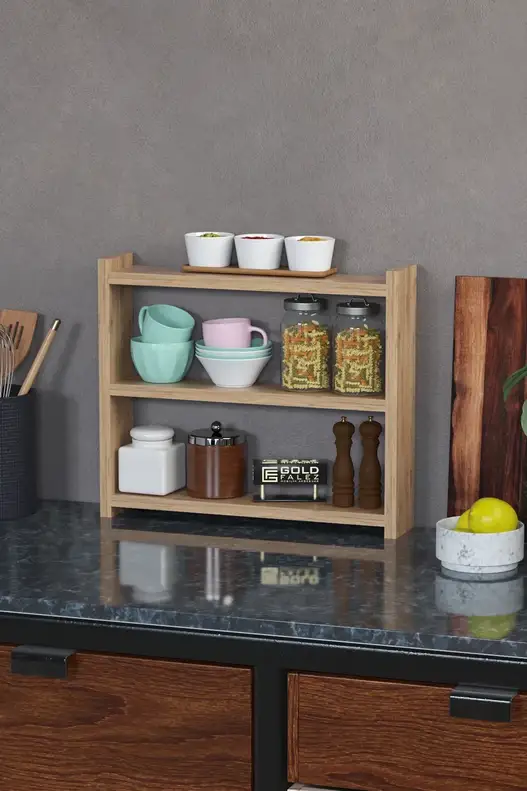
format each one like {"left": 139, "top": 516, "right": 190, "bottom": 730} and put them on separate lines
{"left": 118, "top": 425, "right": 186, "bottom": 496}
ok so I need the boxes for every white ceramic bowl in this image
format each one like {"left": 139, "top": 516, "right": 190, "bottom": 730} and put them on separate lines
{"left": 234, "top": 234, "right": 284, "bottom": 270}
{"left": 436, "top": 516, "right": 525, "bottom": 577}
{"left": 285, "top": 235, "right": 335, "bottom": 272}
{"left": 197, "top": 354, "right": 270, "bottom": 387}
{"left": 197, "top": 349, "right": 271, "bottom": 360}
{"left": 196, "top": 340, "right": 272, "bottom": 359}
{"left": 185, "top": 232, "right": 234, "bottom": 268}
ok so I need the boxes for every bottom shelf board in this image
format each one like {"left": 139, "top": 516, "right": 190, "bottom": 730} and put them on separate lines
{"left": 111, "top": 490, "right": 384, "bottom": 527}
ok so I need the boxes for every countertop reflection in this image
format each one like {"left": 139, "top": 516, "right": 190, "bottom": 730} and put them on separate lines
{"left": 0, "top": 501, "right": 526, "bottom": 657}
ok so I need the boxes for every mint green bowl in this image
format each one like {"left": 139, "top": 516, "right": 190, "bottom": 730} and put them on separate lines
{"left": 131, "top": 337, "right": 194, "bottom": 383}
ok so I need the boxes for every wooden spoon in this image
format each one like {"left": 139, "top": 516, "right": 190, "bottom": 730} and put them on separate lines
{"left": 19, "top": 319, "right": 61, "bottom": 396}
{"left": 0, "top": 310, "right": 38, "bottom": 370}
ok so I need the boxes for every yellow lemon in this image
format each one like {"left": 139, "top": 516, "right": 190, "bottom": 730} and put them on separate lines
{"left": 469, "top": 497, "right": 518, "bottom": 534}
{"left": 468, "top": 614, "right": 517, "bottom": 640}
{"left": 455, "top": 510, "right": 471, "bottom": 532}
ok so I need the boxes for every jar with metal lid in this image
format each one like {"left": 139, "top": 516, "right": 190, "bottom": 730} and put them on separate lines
{"left": 187, "top": 421, "right": 246, "bottom": 499}
{"left": 333, "top": 299, "right": 384, "bottom": 395}
{"left": 281, "top": 294, "right": 330, "bottom": 391}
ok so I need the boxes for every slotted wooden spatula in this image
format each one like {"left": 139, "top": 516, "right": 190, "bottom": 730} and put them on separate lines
{"left": 0, "top": 310, "right": 38, "bottom": 370}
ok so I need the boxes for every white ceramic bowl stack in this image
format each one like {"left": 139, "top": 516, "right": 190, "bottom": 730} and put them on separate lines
{"left": 196, "top": 339, "right": 272, "bottom": 388}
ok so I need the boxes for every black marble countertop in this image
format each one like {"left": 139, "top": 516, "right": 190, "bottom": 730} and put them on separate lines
{"left": 0, "top": 501, "right": 526, "bottom": 659}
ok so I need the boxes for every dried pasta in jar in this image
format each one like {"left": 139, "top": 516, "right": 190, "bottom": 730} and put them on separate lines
{"left": 282, "top": 322, "right": 330, "bottom": 390}
{"left": 334, "top": 328, "right": 382, "bottom": 394}
{"left": 333, "top": 299, "right": 384, "bottom": 395}
{"left": 281, "top": 295, "right": 330, "bottom": 391}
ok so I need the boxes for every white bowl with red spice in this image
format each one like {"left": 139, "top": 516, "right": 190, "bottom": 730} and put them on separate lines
{"left": 234, "top": 234, "right": 284, "bottom": 270}
{"left": 285, "top": 235, "right": 335, "bottom": 272}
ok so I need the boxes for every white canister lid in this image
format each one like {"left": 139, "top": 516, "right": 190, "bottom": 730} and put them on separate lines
{"left": 130, "top": 425, "right": 175, "bottom": 442}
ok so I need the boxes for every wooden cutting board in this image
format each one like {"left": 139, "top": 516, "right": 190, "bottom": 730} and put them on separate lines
{"left": 448, "top": 276, "right": 527, "bottom": 516}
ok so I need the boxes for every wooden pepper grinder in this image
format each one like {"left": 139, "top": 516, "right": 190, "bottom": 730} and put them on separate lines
{"left": 332, "top": 416, "right": 355, "bottom": 507}
{"left": 359, "top": 416, "right": 382, "bottom": 509}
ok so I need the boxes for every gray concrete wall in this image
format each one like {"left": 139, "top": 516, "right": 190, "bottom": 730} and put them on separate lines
{"left": 1, "top": 1, "right": 526, "bottom": 526}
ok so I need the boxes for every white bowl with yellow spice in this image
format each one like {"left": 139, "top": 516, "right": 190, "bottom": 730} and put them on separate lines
{"left": 285, "top": 235, "right": 335, "bottom": 272}
{"left": 436, "top": 498, "right": 524, "bottom": 577}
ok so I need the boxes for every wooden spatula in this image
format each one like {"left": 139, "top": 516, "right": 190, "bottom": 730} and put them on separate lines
{"left": 0, "top": 310, "right": 38, "bottom": 370}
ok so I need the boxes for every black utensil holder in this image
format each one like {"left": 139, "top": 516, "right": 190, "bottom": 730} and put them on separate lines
{"left": 0, "top": 387, "right": 37, "bottom": 520}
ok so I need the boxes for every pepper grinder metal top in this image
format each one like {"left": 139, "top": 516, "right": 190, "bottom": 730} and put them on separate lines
{"left": 359, "top": 416, "right": 382, "bottom": 509}
{"left": 332, "top": 416, "right": 355, "bottom": 508}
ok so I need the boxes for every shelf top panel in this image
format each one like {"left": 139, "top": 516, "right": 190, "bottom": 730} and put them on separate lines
{"left": 108, "top": 266, "right": 388, "bottom": 297}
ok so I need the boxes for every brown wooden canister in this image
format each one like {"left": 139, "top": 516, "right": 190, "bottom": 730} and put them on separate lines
{"left": 187, "top": 421, "right": 246, "bottom": 499}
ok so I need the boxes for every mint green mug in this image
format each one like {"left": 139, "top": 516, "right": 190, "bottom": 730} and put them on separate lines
{"left": 139, "top": 304, "right": 195, "bottom": 343}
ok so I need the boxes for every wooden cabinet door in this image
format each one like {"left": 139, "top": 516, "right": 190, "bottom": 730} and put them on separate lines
{"left": 289, "top": 672, "right": 527, "bottom": 791}
{"left": 0, "top": 646, "right": 251, "bottom": 791}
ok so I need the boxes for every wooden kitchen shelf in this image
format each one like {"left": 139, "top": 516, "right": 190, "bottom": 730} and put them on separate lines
{"left": 99, "top": 253, "right": 416, "bottom": 539}
{"left": 109, "top": 379, "right": 386, "bottom": 412}
{"left": 111, "top": 490, "right": 384, "bottom": 527}
{"left": 108, "top": 265, "right": 388, "bottom": 297}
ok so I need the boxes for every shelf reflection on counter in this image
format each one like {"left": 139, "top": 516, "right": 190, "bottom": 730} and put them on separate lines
{"left": 99, "top": 516, "right": 414, "bottom": 633}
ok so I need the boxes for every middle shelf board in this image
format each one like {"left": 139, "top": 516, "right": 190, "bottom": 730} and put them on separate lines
{"left": 109, "top": 380, "right": 386, "bottom": 412}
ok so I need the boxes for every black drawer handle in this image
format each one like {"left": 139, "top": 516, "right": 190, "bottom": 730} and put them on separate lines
{"left": 450, "top": 685, "right": 518, "bottom": 722}
{"left": 11, "top": 645, "right": 76, "bottom": 679}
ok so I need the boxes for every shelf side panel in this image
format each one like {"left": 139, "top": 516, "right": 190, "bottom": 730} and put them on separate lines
{"left": 98, "top": 254, "right": 135, "bottom": 518}
{"left": 384, "top": 264, "right": 417, "bottom": 539}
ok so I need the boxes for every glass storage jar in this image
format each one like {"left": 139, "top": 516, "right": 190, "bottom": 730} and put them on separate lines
{"left": 281, "top": 294, "right": 330, "bottom": 391}
{"left": 187, "top": 421, "right": 246, "bottom": 499}
{"left": 333, "top": 299, "right": 384, "bottom": 395}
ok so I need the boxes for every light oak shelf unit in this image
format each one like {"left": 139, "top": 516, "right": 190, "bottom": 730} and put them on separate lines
{"left": 99, "top": 254, "right": 417, "bottom": 539}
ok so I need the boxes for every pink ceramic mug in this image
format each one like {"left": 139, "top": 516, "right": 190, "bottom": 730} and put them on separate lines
{"left": 202, "top": 318, "right": 268, "bottom": 349}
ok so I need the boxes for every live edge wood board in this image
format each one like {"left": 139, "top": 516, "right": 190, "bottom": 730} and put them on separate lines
{"left": 448, "top": 276, "right": 527, "bottom": 516}
{"left": 99, "top": 254, "right": 417, "bottom": 539}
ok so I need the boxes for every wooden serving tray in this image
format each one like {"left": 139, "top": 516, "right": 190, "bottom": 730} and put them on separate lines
{"left": 182, "top": 265, "right": 337, "bottom": 278}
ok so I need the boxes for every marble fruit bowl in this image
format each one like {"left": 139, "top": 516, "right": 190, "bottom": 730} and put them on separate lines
{"left": 435, "top": 573, "right": 524, "bottom": 616}
{"left": 436, "top": 516, "right": 524, "bottom": 578}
